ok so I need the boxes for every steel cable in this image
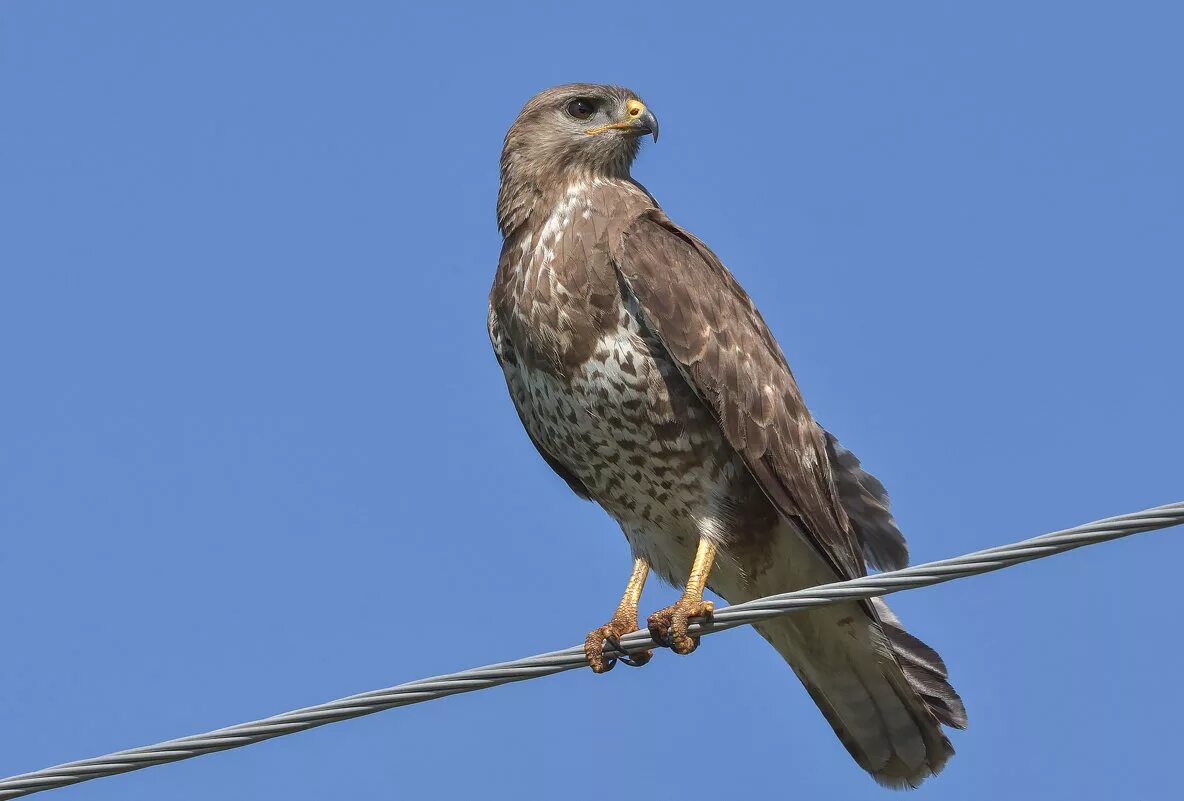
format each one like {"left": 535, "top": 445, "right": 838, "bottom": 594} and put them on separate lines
{"left": 1, "top": 501, "right": 1180, "bottom": 799}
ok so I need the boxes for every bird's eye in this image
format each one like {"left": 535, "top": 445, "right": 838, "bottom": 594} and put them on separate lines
{"left": 566, "top": 98, "right": 596, "bottom": 120}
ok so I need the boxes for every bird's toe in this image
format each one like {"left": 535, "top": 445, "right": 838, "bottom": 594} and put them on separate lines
{"left": 647, "top": 598, "right": 714, "bottom": 656}
{"left": 584, "top": 616, "right": 650, "bottom": 673}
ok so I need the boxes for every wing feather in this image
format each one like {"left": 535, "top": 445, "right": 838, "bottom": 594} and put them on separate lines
{"left": 613, "top": 210, "right": 865, "bottom": 580}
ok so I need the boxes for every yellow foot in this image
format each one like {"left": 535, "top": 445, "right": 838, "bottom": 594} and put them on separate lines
{"left": 584, "top": 613, "right": 652, "bottom": 673}
{"left": 647, "top": 597, "right": 715, "bottom": 655}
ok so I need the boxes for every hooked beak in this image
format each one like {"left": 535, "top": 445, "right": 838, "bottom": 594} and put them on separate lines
{"left": 586, "top": 98, "right": 659, "bottom": 142}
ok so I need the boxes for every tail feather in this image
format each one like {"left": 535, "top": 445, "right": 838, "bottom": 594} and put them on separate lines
{"left": 722, "top": 436, "right": 964, "bottom": 787}
{"left": 872, "top": 598, "right": 968, "bottom": 730}
{"left": 754, "top": 602, "right": 965, "bottom": 789}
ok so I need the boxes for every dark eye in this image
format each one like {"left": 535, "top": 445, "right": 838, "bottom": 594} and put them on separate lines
{"left": 566, "top": 98, "right": 596, "bottom": 120}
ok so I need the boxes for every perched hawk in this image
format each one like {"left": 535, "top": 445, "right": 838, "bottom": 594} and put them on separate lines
{"left": 488, "top": 84, "right": 967, "bottom": 787}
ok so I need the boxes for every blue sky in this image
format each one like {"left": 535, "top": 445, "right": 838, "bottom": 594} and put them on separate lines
{"left": 2, "top": 2, "right": 1181, "bottom": 799}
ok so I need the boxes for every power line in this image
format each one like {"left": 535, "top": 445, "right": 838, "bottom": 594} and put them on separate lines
{"left": 1, "top": 500, "right": 1180, "bottom": 799}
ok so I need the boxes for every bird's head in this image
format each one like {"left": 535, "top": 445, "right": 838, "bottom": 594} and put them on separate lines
{"left": 500, "top": 83, "right": 658, "bottom": 187}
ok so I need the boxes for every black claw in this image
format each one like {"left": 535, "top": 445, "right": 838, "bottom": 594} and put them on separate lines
{"left": 589, "top": 634, "right": 619, "bottom": 672}
{"left": 618, "top": 646, "right": 649, "bottom": 667}
{"left": 604, "top": 633, "right": 649, "bottom": 668}
{"left": 603, "top": 634, "right": 627, "bottom": 658}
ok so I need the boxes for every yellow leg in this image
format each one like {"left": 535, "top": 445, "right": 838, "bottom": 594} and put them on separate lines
{"left": 684, "top": 537, "right": 718, "bottom": 602}
{"left": 618, "top": 557, "right": 649, "bottom": 616}
{"left": 584, "top": 557, "right": 652, "bottom": 673}
{"left": 647, "top": 537, "right": 717, "bottom": 655}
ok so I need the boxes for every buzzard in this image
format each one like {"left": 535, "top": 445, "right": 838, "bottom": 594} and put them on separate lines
{"left": 488, "top": 84, "right": 967, "bottom": 787}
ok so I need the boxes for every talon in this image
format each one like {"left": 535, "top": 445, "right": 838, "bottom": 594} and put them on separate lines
{"left": 615, "top": 636, "right": 652, "bottom": 668}
{"left": 647, "top": 597, "right": 714, "bottom": 656}
{"left": 584, "top": 625, "right": 619, "bottom": 673}
{"left": 603, "top": 632, "right": 623, "bottom": 654}
{"left": 585, "top": 619, "right": 652, "bottom": 673}
{"left": 668, "top": 613, "right": 700, "bottom": 656}
{"left": 647, "top": 608, "right": 674, "bottom": 647}
{"left": 585, "top": 558, "right": 653, "bottom": 673}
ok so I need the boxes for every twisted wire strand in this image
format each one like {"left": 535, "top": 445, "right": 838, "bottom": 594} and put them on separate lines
{"left": 1, "top": 501, "right": 1180, "bottom": 799}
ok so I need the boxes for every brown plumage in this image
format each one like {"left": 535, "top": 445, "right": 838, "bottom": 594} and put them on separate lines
{"left": 488, "top": 84, "right": 966, "bottom": 788}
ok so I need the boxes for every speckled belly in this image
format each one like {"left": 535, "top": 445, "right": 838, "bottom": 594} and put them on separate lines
{"left": 505, "top": 302, "right": 778, "bottom": 587}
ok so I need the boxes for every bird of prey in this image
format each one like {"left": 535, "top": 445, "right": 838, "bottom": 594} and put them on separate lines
{"left": 487, "top": 84, "right": 967, "bottom": 787}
